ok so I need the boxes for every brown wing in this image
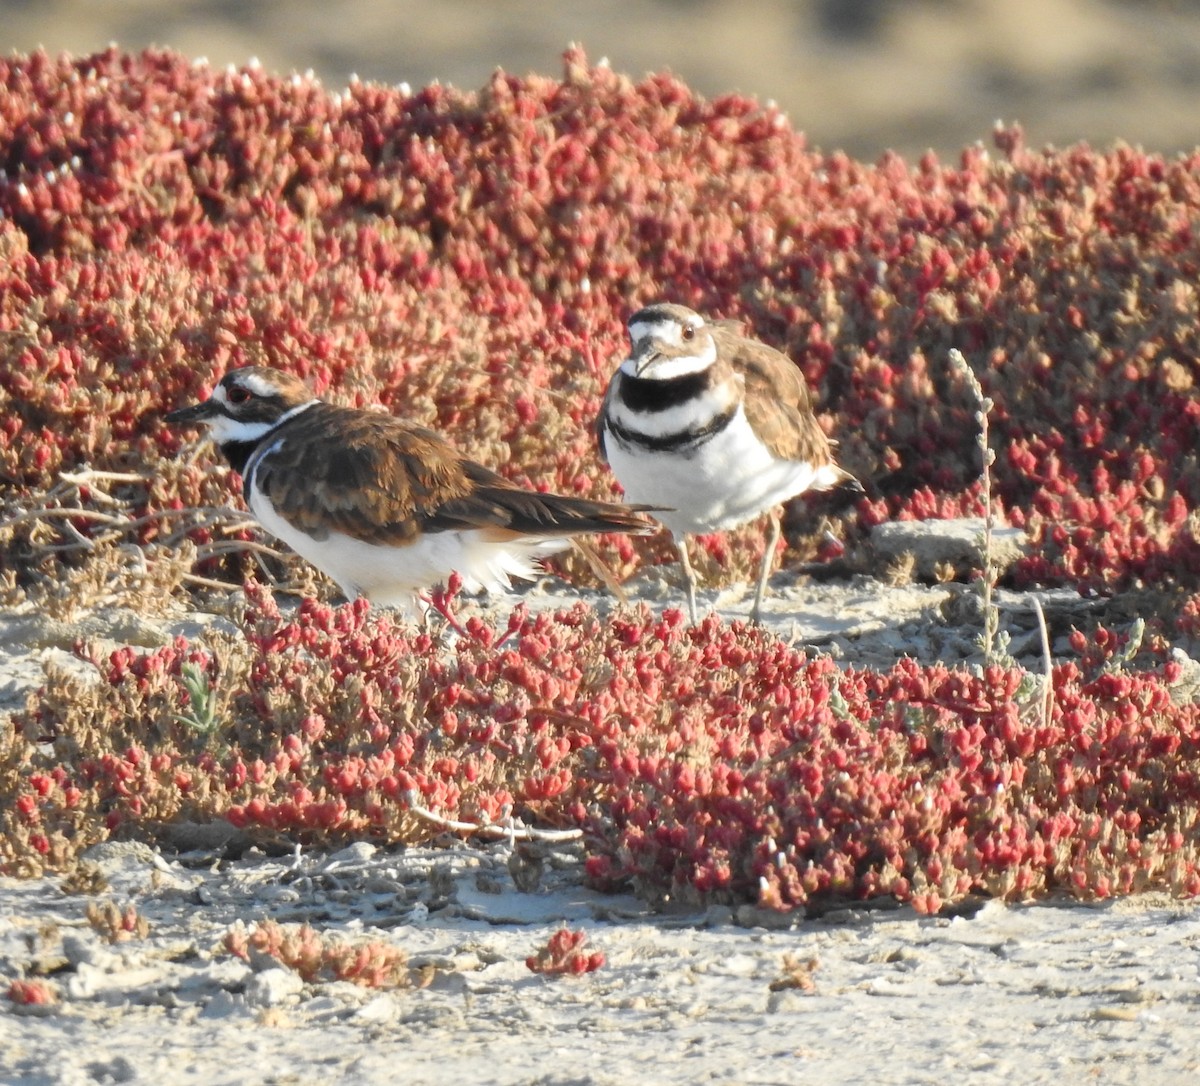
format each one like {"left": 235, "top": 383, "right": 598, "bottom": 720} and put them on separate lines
{"left": 427, "top": 459, "right": 656, "bottom": 537}
{"left": 714, "top": 328, "right": 834, "bottom": 466}
{"left": 254, "top": 403, "right": 652, "bottom": 545}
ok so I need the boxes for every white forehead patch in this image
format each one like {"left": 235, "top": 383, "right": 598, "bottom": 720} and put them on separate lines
{"left": 210, "top": 383, "right": 228, "bottom": 405}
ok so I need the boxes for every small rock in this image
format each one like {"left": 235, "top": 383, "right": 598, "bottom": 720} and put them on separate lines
{"left": 1092, "top": 1006, "right": 1141, "bottom": 1022}
{"left": 175, "top": 957, "right": 251, "bottom": 997}
{"left": 871, "top": 518, "right": 1026, "bottom": 580}
{"left": 1167, "top": 648, "right": 1200, "bottom": 705}
{"left": 883, "top": 946, "right": 922, "bottom": 966}
{"left": 83, "top": 1056, "right": 136, "bottom": 1083}
{"left": 703, "top": 905, "right": 734, "bottom": 927}
{"left": 78, "top": 841, "right": 162, "bottom": 894}
{"left": 245, "top": 967, "right": 304, "bottom": 1008}
{"left": 302, "top": 996, "right": 345, "bottom": 1018}
{"left": 326, "top": 841, "right": 377, "bottom": 866}
{"left": 710, "top": 954, "right": 760, "bottom": 978}
{"left": 156, "top": 819, "right": 254, "bottom": 856}
{"left": 865, "top": 976, "right": 910, "bottom": 996}
{"left": 61, "top": 934, "right": 122, "bottom": 972}
{"left": 65, "top": 962, "right": 102, "bottom": 1000}
{"left": 397, "top": 1003, "right": 466, "bottom": 1029}
{"left": 353, "top": 994, "right": 398, "bottom": 1023}
{"left": 768, "top": 988, "right": 816, "bottom": 1013}
{"left": 735, "top": 904, "right": 799, "bottom": 930}
{"left": 199, "top": 989, "right": 247, "bottom": 1019}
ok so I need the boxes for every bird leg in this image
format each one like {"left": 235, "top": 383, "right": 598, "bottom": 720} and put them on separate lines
{"left": 750, "top": 508, "right": 782, "bottom": 625}
{"left": 675, "top": 535, "right": 699, "bottom": 625}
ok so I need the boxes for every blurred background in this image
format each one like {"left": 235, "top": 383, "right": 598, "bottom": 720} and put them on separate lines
{"left": 4, "top": 0, "right": 1200, "bottom": 160}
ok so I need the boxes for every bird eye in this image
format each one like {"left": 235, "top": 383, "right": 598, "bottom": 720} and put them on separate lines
{"left": 681, "top": 325, "right": 696, "bottom": 341}
{"left": 228, "top": 386, "right": 251, "bottom": 405}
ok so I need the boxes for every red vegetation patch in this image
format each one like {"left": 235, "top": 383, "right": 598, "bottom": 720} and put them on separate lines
{"left": 224, "top": 919, "right": 412, "bottom": 988}
{"left": 526, "top": 928, "right": 605, "bottom": 976}
{"left": 2, "top": 46, "right": 1200, "bottom": 591}
{"left": 3, "top": 47, "right": 1200, "bottom": 911}
{"left": 6, "top": 979, "right": 58, "bottom": 1006}
{"left": 6, "top": 591, "right": 1200, "bottom": 912}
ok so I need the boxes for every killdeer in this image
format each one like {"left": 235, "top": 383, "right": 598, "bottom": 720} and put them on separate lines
{"left": 166, "top": 366, "right": 655, "bottom": 615}
{"left": 598, "top": 302, "right": 859, "bottom": 623}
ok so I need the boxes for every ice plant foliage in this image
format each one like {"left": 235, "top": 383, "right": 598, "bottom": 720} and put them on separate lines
{"left": 3, "top": 48, "right": 1200, "bottom": 911}
{"left": 224, "top": 919, "right": 412, "bottom": 988}
{"left": 2, "top": 47, "right": 1200, "bottom": 592}
{"left": 5, "top": 979, "right": 58, "bottom": 1006}
{"left": 6, "top": 591, "right": 1200, "bottom": 913}
{"left": 86, "top": 898, "right": 150, "bottom": 942}
{"left": 526, "top": 927, "right": 605, "bottom": 976}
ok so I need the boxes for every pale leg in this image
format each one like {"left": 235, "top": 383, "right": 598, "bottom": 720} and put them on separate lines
{"left": 750, "top": 508, "right": 782, "bottom": 624}
{"left": 675, "top": 535, "right": 699, "bottom": 625}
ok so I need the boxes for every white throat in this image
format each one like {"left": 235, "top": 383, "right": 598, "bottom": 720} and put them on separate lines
{"left": 620, "top": 338, "right": 716, "bottom": 381}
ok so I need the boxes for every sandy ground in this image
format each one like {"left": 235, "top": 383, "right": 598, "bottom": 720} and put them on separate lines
{"left": 3, "top": 840, "right": 1199, "bottom": 1085}
{"left": 3, "top": 520, "right": 1200, "bottom": 1084}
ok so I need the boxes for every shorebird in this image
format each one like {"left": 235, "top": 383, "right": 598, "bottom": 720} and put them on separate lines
{"left": 167, "top": 366, "right": 655, "bottom": 615}
{"left": 597, "top": 302, "right": 859, "bottom": 622}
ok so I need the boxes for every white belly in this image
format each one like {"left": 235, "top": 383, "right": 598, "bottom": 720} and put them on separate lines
{"left": 247, "top": 485, "right": 565, "bottom": 616}
{"left": 604, "top": 407, "right": 839, "bottom": 538}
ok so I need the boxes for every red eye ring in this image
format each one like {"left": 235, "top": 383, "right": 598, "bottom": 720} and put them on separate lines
{"left": 228, "top": 386, "right": 251, "bottom": 405}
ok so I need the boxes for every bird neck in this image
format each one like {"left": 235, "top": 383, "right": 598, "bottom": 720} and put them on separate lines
{"left": 219, "top": 439, "right": 260, "bottom": 476}
{"left": 217, "top": 398, "right": 320, "bottom": 477}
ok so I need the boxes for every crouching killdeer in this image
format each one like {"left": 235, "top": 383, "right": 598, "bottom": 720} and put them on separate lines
{"left": 597, "top": 302, "right": 860, "bottom": 623}
{"left": 166, "top": 367, "right": 655, "bottom": 615}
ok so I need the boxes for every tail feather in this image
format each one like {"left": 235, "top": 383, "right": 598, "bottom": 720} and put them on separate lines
{"left": 513, "top": 491, "right": 661, "bottom": 537}
{"left": 823, "top": 466, "right": 864, "bottom": 495}
{"left": 425, "top": 485, "right": 662, "bottom": 538}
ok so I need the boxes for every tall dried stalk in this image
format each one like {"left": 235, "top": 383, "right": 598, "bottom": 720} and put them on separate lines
{"left": 948, "top": 348, "right": 1000, "bottom": 663}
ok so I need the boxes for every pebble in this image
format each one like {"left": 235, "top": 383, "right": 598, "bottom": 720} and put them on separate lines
{"left": 198, "top": 990, "right": 246, "bottom": 1020}
{"left": 245, "top": 967, "right": 305, "bottom": 1008}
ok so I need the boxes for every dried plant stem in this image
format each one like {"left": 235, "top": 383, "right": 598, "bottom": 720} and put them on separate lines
{"left": 2, "top": 493, "right": 248, "bottom": 537}
{"left": 0, "top": 506, "right": 133, "bottom": 531}
{"left": 182, "top": 572, "right": 247, "bottom": 592}
{"left": 1031, "top": 594, "right": 1054, "bottom": 728}
{"left": 194, "top": 539, "right": 287, "bottom": 562}
{"left": 58, "top": 468, "right": 154, "bottom": 487}
{"left": 948, "top": 348, "right": 999, "bottom": 663}
{"left": 2, "top": 460, "right": 283, "bottom": 576}
{"left": 405, "top": 799, "right": 582, "bottom": 843}
{"left": 571, "top": 538, "right": 630, "bottom": 604}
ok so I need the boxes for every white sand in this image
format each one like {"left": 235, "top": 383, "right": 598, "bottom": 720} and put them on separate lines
{"left": 2, "top": 840, "right": 1198, "bottom": 1085}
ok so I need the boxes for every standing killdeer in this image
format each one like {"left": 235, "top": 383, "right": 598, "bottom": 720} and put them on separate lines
{"left": 597, "top": 302, "right": 859, "bottom": 623}
{"left": 166, "top": 366, "right": 655, "bottom": 615}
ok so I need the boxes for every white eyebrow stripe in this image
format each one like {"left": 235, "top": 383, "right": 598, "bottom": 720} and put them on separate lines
{"left": 236, "top": 372, "right": 288, "bottom": 399}
{"left": 630, "top": 319, "right": 682, "bottom": 348}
